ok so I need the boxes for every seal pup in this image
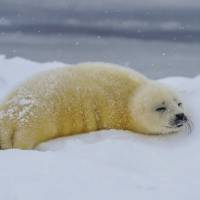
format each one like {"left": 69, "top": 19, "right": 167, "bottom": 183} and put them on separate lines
{"left": 0, "top": 63, "right": 190, "bottom": 149}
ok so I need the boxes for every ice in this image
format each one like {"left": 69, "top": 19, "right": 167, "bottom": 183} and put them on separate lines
{"left": 0, "top": 55, "right": 199, "bottom": 200}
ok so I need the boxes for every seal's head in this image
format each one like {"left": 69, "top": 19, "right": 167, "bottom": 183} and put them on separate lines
{"left": 130, "top": 81, "right": 191, "bottom": 135}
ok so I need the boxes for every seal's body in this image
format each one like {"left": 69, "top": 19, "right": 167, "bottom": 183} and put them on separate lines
{"left": 0, "top": 63, "right": 188, "bottom": 149}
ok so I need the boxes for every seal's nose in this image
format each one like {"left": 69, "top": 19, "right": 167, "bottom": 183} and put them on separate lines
{"left": 175, "top": 113, "right": 187, "bottom": 121}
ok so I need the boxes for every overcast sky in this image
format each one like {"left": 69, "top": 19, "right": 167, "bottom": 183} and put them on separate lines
{"left": 0, "top": 0, "right": 200, "bottom": 34}
{"left": 0, "top": 0, "right": 200, "bottom": 42}
{"left": 1, "top": 0, "right": 200, "bottom": 10}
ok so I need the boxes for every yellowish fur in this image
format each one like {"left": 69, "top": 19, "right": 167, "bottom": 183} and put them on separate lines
{"left": 0, "top": 63, "right": 184, "bottom": 149}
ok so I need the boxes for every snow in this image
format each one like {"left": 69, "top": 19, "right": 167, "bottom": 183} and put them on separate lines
{"left": 0, "top": 55, "right": 199, "bottom": 200}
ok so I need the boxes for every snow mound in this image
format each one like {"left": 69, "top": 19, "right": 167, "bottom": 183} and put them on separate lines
{"left": 0, "top": 56, "right": 200, "bottom": 200}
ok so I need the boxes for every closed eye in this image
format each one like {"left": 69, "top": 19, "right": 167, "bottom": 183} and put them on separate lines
{"left": 178, "top": 103, "right": 182, "bottom": 107}
{"left": 155, "top": 107, "right": 167, "bottom": 112}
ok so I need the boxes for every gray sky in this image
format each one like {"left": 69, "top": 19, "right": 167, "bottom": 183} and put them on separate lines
{"left": 1, "top": 0, "right": 200, "bottom": 41}
{"left": 1, "top": 0, "right": 200, "bottom": 10}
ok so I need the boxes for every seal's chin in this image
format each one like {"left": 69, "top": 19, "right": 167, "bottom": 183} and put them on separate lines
{"left": 165, "top": 124, "right": 184, "bottom": 129}
{"left": 164, "top": 128, "right": 182, "bottom": 135}
{"left": 164, "top": 123, "right": 185, "bottom": 134}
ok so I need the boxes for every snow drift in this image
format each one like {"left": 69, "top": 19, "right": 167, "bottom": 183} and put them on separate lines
{"left": 0, "top": 55, "right": 199, "bottom": 200}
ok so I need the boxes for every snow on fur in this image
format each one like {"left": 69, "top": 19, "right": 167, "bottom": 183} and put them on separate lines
{"left": 0, "top": 55, "right": 199, "bottom": 200}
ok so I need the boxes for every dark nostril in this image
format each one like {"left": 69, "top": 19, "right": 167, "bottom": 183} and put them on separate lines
{"left": 176, "top": 113, "right": 187, "bottom": 121}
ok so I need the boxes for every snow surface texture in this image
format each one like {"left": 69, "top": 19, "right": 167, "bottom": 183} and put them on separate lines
{"left": 0, "top": 55, "right": 199, "bottom": 200}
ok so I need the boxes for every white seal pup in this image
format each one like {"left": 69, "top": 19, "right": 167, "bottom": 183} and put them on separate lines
{"left": 0, "top": 63, "right": 190, "bottom": 149}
